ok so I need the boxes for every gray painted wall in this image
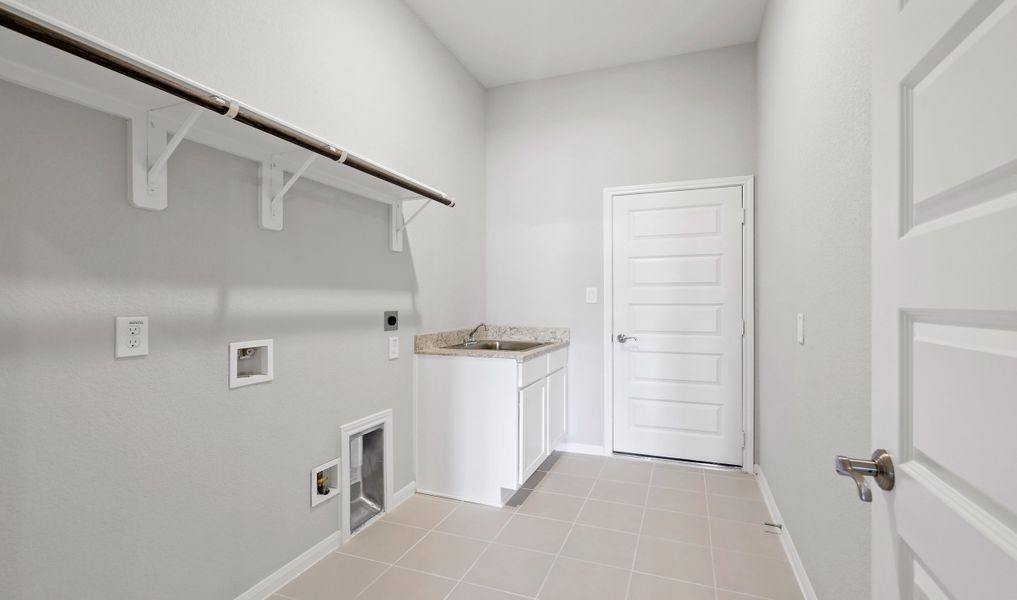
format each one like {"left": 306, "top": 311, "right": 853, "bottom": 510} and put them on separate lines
{"left": 0, "top": 1, "right": 485, "bottom": 598}
{"left": 755, "top": 2, "right": 874, "bottom": 598}
{"left": 485, "top": 45, "right": 757, "bottom": 447}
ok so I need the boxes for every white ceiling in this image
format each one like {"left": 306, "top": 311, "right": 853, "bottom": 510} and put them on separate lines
{"left": 403, "top": 0, "right": 768, "bottom": 88}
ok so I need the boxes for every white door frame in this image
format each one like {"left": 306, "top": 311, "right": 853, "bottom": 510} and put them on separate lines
{"left": 602, "top": 175, "right": 755, "bottom": 471}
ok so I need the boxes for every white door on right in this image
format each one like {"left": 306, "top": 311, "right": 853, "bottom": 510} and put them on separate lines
{"left": 611, "top": 181, "right": 747, "bottom": 466}
{"left": 871, "top": 0, "right": 1017, "bottom": 597}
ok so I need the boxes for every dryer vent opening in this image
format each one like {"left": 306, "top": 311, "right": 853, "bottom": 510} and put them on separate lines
{"left": 349, "top": 425, "right": 385, "bottom": 533}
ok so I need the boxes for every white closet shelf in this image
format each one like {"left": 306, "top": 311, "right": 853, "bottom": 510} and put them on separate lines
{"left": 0, "top": 1, "right": 452, "bottom": 251}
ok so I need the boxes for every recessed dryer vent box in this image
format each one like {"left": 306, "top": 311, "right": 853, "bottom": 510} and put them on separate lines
{"left": 229, "top": 339, "right": 273, "bottom": 389}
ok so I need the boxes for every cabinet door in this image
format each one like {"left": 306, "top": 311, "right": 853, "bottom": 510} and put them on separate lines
{"left": 547, "top": 368, "right": 567, "bottom": 451}
{"left": 518, "top": 379, "right": 547, "bottom": 485}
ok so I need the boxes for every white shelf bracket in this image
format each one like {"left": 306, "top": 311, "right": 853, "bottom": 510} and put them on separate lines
{"left": 391, "top": 198, "right": 431, "bottom": 252}
{"left": 135, "top": 105, "right": 204, "bottom": 211}
{"left": 259, "top": 153, "right": 316, "bottom": 231}
{"left": 390, "top": 201, "right": 405, "bottom": 252}
{"left": 398, "top": 200, "right": 431, "bottom": 232}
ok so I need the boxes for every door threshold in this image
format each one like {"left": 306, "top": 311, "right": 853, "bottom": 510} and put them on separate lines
{"left": 612, "top": 451, "right": 743, "bottom": 473}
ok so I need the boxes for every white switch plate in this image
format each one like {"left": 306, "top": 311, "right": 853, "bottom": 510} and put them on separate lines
{"left": 796, "top": 313, "right": 805, "bottom": 345}
{"left": 388, "top": 336, "right": 399, "bottom": 360}
{"left": 115, "top": 316, "right": 149, "bottom": 358}
{"left": 585, "top": 287, "right": 598, "bottom": 304}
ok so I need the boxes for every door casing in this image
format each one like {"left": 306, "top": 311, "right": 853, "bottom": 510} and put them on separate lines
{"left": 602, "top": 176, "right": 755, "bottom": 471}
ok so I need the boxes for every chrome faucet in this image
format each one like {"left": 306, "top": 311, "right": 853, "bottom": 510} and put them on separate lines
{"left": 464, "top": 323, "right": 487, "bottom": 346}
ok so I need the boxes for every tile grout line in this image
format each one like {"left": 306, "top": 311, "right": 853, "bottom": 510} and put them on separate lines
{"left": 334, "top": 503, "right": 790, "bottom": 595}
{"left": 315, "top": 461, "right": 770, "bottom": 600}
{"left": 530, "top": 456, "right": 606, "bottom": 598}
{"left": 441, "top": 501, "right": 526, "bottom": 600}
{"left": 622, "top": 464, "right": 652, "bottom": 600}
{"left": 348, "top": 515, "right": 782, "bottom": 562}
{"left": 704, "top": 470, "right": 719, "bottom": 600}
{"left": 352, "top": 498, "right": 464, "bottom": 599}
{"left": 527, "top": 477, "right": 762, "bottom": 503}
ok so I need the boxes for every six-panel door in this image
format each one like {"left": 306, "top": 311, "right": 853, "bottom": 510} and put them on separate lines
{"left": 872, "top": 0, "right": 1017, "bottom": 596}
{"left": 612, "top": 185, "right": 745, "bottom": 465}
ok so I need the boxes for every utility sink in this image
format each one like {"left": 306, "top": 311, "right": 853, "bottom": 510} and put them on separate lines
{"left": 443, "top": 340, "right": 549, "bottom": 351}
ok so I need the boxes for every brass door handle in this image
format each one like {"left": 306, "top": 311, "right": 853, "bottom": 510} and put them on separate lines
{"left": 835, "top": 449, "right": 895, "bottom": 502}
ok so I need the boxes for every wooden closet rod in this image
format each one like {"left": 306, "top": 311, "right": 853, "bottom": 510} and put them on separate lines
{"left": 0, "top": 5, "right": 455, "bottom": 207}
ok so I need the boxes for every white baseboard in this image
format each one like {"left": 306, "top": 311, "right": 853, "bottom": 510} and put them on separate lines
{"left": 556, "top": 442, "right": 609, "bottom": 456}
{"left": 754, "top": 465, "right": 818, "bottom": 600}
{"left": 235, "top": 481, "right": 416, "bottom": 600}
{"left": 234, "top": 530, "right": 341, "bottom": 600}
{"left": 393, "top": 480, "right": 416, "bottom": 507}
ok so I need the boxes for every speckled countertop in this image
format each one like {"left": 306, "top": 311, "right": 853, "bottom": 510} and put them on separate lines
{"left": 415, "top": 325, "right": 569, "bottom": 362}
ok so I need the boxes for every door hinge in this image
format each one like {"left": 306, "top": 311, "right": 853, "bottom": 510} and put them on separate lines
{"left": 740, "top": 208, "right": 746, "bottom": 224}
{"left": 740, "top": 319, "right": 746, "bottom": 337}
{"left": 741, "top": 431, "right": 746, "bottom": 449}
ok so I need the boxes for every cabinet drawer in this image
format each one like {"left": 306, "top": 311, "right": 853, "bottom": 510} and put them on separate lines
{"left": 518, "top": 355, "right": 546, "bottom": 388}
{"left": 548, "top": 348, "right": 568, "bottom": 373}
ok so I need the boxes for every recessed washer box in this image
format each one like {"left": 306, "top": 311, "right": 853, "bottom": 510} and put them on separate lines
{"left": 229, "top": 339, "right": 273, "bottom": 389}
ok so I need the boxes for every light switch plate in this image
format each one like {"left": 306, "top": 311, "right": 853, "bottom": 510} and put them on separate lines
{"left": 796, "top": 313, "right": 805, "bottom": 345}
{"left": 388, "top": 336, "right": 399, "bottom": 360}
{"left": 585, "top": 287, "right": 598, "bottom": 304}
{"left": 115, "top": 316, "right": 149, "bottom": 358}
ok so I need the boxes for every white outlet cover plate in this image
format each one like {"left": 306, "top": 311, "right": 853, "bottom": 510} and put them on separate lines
{"left": 115, "top": 316, "right": 149, "bottom": 358}
{"left": 388, "top": 336, "right": 399, "bottom": 360}
{"left": 585, "top": 287, "right": 598, "bottom": 303}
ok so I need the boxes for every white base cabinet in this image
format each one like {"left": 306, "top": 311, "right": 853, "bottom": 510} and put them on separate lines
{"left": 417, "top": 347, "right": 568, "bottom": 506}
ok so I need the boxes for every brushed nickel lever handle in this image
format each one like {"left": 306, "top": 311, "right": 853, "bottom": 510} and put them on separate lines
{"left": 835, "top": 449, "right": 895, "bottom": 503}
{"left": 616, "top": 334, "right": 638, "bottom": 343}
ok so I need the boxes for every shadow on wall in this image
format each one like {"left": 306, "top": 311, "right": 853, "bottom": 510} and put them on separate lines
{"left": 0, "top": 78, "right": 426, "bottom": 598}
{"left": 0, "top": 81, "right": 425, "bottom": 352}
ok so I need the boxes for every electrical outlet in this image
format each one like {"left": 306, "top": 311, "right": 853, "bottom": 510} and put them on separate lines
{"left": 585, "top": 287, "right": 598, "bottom": 304}
{"left": 116, "top": 316, "right": 149, "bottom": 358}
{"left": 388, "top": 336, "right": 399, "bottom": 360}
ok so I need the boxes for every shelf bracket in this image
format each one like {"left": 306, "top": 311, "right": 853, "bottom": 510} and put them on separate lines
{"left": 390, "top": 201, "right": 405, "bottom": 252}
{"left": 259, "top": 153, "right": 316, "bottom": 231}
{"left": 134, "top": 105, "right": 204, "bottom": 211}
{"left": 391, "top": 198, "right": 431, "bottom": 252}
{"left": 398, "top": 200, "right": 431, "bottom": 232}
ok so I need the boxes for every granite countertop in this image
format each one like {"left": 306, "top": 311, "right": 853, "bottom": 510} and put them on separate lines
{"left": 414, "top": 325, "right": 569, "bottom": 362}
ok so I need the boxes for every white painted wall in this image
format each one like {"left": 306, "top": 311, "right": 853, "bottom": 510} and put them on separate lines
{"left": 0, "top": 1, "right": 485, "bottom": 598}
{"left": 755, "top": 2, "right": 874, "bottom": 599}
{"left": 485, "top": 45, "right": 756, "bottom": 447}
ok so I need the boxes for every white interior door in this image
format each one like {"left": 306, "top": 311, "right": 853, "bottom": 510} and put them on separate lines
{"left": 611, "top": 181, "right": 747, "bottom": 465}
{"left": 871, "top": 0, "right": 1017, "bottom": 597}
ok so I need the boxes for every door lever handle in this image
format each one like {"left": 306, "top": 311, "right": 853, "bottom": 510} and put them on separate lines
{"left": 616, "top": 334, "right": 638, "bottom": 343}
{"left": 835, "top": 449, "right": 894, "bottom": 502}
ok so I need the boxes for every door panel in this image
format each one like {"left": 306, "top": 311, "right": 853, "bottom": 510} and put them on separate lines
{"left": 518, "top": 379, "right": 546, "bottom": 485}
{"left": 547, "top": 368, "right": 567, "bottom": 451}
{"left": 612, "top": 184, "right": 745, "bottom": 465}
{"left": 872, "top": 0, "right": 1017, "bottom": 596}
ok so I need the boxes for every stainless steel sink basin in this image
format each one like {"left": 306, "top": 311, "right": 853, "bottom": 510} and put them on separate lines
{"left": 443, "top": 340, "right": 549, "bottom": 351}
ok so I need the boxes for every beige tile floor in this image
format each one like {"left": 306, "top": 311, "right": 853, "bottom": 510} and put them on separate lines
{"left": 273, "top": 453, "right": 802, "bottom": 600}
